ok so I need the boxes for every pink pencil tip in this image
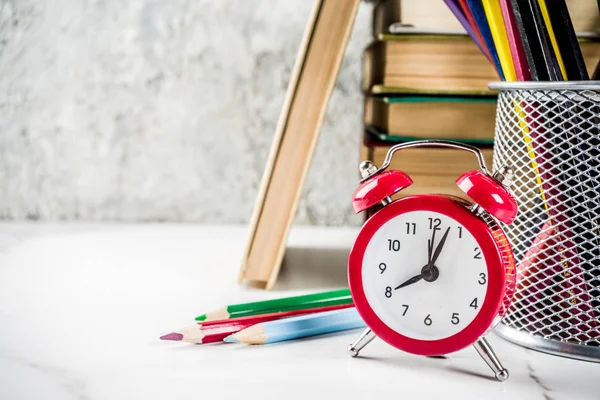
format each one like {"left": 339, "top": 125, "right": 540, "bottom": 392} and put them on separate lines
{"left": 160, "top": 332, "right": 184, "bottom": 341}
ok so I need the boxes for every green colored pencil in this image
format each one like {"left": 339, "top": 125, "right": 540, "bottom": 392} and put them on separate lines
{"left": 195, "top": 288, "right": 352, "bottom": 321}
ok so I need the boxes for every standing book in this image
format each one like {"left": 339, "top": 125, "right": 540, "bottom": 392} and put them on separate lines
{"left": 239, "top": 0, "right": 361, "bottom": 289}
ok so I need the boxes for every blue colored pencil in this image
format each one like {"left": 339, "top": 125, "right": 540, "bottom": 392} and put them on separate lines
{"left": 465, "top": 0, "right": 505, "bottom": 80}
{"left": 223, "top": 307, "right": 365, "bottom": 345}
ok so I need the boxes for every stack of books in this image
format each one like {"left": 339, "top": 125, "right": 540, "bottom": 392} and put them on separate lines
{"left": 239, "top": 0, "right": 599, "bottom": 289}
{"left": 239, "top": 0, "right": 363, "bottom": 288}
{"left": 363, "top": 0, "right": 499, "bottom": 199}
{"left": 361, "top": 0, "right": 600, "bottom": 200}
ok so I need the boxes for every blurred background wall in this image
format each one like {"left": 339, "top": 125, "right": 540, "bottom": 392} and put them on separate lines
{"left": 0, "top": 0, "right": 372, "bottom": 225}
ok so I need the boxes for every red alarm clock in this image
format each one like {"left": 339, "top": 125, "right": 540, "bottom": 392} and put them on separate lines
{"left": 347, "top": 140, "right": 517, "bottom": 381}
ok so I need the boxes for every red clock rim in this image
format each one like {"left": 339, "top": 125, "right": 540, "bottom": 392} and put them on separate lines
{"left": 348, "top": 195, "right": 506, "bottom": 356}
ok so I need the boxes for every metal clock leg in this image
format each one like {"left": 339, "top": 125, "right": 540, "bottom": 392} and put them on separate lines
{"left": 473, "top": 337, "right": 509, "bottom": 382}
{"left": 347, "top": 328, "right": 377, "bottom": 357}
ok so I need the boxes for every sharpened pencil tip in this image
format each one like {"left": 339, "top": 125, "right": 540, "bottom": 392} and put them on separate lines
{"left": 160, "top": 332, "right": 184, "bottom": 341}
{"left": 195, "top": 314, "right": 207, "bottom": 321}
{"left": 223, "top": 335, "right": 239, "bottom": 343}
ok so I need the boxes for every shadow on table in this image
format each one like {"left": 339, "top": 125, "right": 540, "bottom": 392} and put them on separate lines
{"left": 272, "top": 245, "right": 350, "bottom": 291}
{"left": 352, "top": 353, "right": 497, "bottom": 382}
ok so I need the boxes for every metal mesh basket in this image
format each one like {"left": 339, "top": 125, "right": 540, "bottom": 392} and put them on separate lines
{"left": 490, "top": 82, "right": 600, "bottom": 362}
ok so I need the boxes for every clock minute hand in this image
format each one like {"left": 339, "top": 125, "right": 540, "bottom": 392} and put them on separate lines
{"left": 427, "top": 238, "right": 432, "bottom": 265}
{"left": 428, "top": 227, "right": 451, "bottom": 268}
{"left": 394, "top": 273, "right": 423, "bottom": 290}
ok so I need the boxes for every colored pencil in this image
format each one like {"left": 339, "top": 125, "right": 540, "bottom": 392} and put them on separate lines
{"left": 481, "top": 0, "right": 516, "bottom": 81}
{"left": 526, "top": 0, "right": 599, "bottom": 320}
{"left": 465, "top": 0, "right": 505, "bottom": 79}
{"left": 542, "top": 0, "right": 600, "bottom": 312}
{"left": 498, "top": 0, "right": 530, "bottom": 80}
{"left": 517, "top": 224, "right": 598, "bottom": 337}
{"left": 498, "top": 0, "right": 544, "bottom": 241}
{"left": 224, "top": 307, "right": 365, "bottom": 345}
{"left": 509, "top": 0, "right": 547, "bottom": 80}
{"left": 444, "top": 0, "right": 492, "bottom": 62}
{"left": 593, "top": 61, "right": 600, "bottom": 80}
{"left": 458, "top": 0, "right": 494, "bottom": 60}
{"left": 452, "top": 0, "right": 600, "bottom": 322}
{"left": 535, "top": 0, "right": 600, "bottom": 313}
{"left": 160, "top": 304, "right": 353, "bottom": 344}
{"left": 543, "top": 0, "right": 588, "bottom": 80}
{"left": 525, "top": 0, "right": 562, "bottom": 79}
{"left": 537, "top": 0, "right": 567, "bottom": 79}
{"left": 195, "top": 288, "right": 352, "bottom": 321}
{"left": 506, "top": 0, "right": 566, "bottom": 218}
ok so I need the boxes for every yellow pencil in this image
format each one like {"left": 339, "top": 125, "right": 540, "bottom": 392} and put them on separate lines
{"left": 481, "top": 0, "right": 516, "bottom": 81}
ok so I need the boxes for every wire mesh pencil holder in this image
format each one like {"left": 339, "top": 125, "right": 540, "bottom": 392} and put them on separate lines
{"left": 490, "top": 82, "right": 600, "bottom": 362}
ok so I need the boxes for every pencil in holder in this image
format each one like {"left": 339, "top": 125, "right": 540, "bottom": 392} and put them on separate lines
{"left": 490, "top": 82, "right": 600, "bottom": 362}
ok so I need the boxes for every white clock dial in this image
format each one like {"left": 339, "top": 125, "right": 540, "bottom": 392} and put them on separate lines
{"left": 362, "top": 210, "right": 488, "bottom": 341}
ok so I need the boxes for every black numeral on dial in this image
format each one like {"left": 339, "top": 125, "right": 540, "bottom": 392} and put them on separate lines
{"left": 424, "top": 314, "right": 432, "bottom": 326}
{"left": 401, "top": 304, "right": 409, "bottom": 316}
{"left": 405, "top": 222, "right": 416, "bottom": 235}
{"left": 470, "top": 298, "right": 479, "bottom": 309}
{"left": 388, "top": 239, "right": 401, "bottom": 251}
{"left": 474, "top": 247, "right": 482, "bottom": 259}
{"left": 385, "top": 286, "right": 392, "bottom": 298}
{"left": 451, "top": 313, "right": 460, "bottom": 325}
{"left": 379, "top": 263, "right": 386, "bottom": 274}
{"left": 457, "top": 226, "right": 463, "bottom": 239}
{"left": 428, "top": 218, "right": 441, "bottom": 230}
{"left": 478, "top": 273, "right": 487, "bottom": 285}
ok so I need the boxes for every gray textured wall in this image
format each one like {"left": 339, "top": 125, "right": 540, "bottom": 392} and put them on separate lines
{"left": 0, "top": 0, "right": 372, "bottom": 225}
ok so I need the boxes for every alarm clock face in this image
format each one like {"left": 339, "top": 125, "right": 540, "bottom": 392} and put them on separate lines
{"left": 361, "top": 210, "right": 487, "bottom": 341}
{"left": 349, "top": 195, "right": 506, "bottom": 356}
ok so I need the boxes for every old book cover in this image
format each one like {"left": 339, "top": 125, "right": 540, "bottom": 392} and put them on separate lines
{"left": 240, "top": 0, "right": 361, "bottom": 289}
{"left": 364, "top": 95, "right": 497, "bottom": 142}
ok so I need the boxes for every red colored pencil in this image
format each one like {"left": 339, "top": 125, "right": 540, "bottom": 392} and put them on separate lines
{"left": 517, "top": 223, "right": 598, "bottom": 339}
{"left": 160, "top": 303, "right": 354, "bottom": 344}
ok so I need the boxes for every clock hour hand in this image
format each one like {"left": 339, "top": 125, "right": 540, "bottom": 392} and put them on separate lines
{"left": 394, "top": 273, "right": 423, "bottom": 290}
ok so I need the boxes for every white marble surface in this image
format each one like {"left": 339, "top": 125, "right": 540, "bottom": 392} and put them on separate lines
{"left": 0, "top": 0, "right": 371, "bottom": 225}
{"left": 0, "top": 223, "right": 598, "bottom": 400}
